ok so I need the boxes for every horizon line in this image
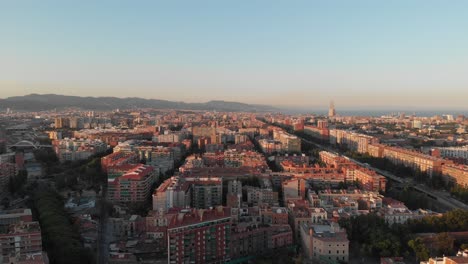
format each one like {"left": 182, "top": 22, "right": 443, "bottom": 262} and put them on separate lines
{"left": 2, "top": 93, "right": 468, "bottom": 112}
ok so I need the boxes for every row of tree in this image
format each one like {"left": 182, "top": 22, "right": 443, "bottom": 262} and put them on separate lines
{"left": 408, "top": 233, "right": 456, "bottom": 261}
{"left": 408, "top": 209, "right": 468, "bottom": 233}
{"left": 450, "top": 185, "right": 468, "bottom": 203}
{"left": 339, "top": 210, "right": 468, "bottom": 261}
{"left": 33, "top": 189, "right": 95, "bottom": 264}
{"left": 339, "top": 214, "right": 409, "bottom": 258}
{"left": 8, "top": 169, "right": 28, "bottom": 194}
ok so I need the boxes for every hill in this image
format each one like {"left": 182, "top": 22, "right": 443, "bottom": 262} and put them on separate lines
{"left": 0, "top": 94, "right": 277, "bottom": 112}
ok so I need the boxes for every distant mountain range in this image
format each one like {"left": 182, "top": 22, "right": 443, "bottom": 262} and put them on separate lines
{"left": 0, "top": 94, "right": 278, "bottom": 112}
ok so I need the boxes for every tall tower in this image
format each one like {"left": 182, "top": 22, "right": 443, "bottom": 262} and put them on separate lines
{"left": 328, "top": 100, "right": 336, "bottom": 118}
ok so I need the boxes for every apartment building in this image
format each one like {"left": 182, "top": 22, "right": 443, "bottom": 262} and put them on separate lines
{"left": 73, "top": 129, "right": 153, "bottom": 147}
{"left": 53, "top": 138, "right": 108, "bottom": 162}
{"left": 273, "top": 130, "right": 301, "bottom": 153}
{"left": 190, "top": 177, "right": 223, "bottom": 209}
{"left": 227, "top": 180, "right": 242, "bottom": 195}
{"left": 367, "top": 144, "right": 386, "bottom": 158}
{"left": 152, "top": 176, "right": 191, "bottom": 212}
{"left": 288, "top": 202, "right": 314, "bottom": 241}
{"left": 0, "top": 209, "right": 33, "bottom": 228}
{"left": 192, "top": 126, "right": 216, "bottom": 141}
{"left": 108, "top": 164, "right": 157, "bottom": 203}
{"left": 258, "top": 139, "right": 283, "bottom": 154}
{"left": 319, "top": 151, "right": 355, "bottom": 169}
{"left": 304, "top": 125, "right": 330, "bottom": 142}
{"left": 0, "top": 221, "right": 43, "bottom": 257}
{"left": 329, "top": 129, "right": 379, "bottom": 154}
{"left": 378, "top": 202, "right": 438, "bottom": 226}
{"left": 230, "top": 224, "right": 293, "bottom": 259}
{"left": 153, "top": 131, "right": 188, "bottom": 143}
{"left": 442, "top": 164, "right": 468, "bottom": 187}
{"left": 167, "top": 207, "right": 231, "bottom": 264}
{"left": 347, "top": 167, "right": 387, "bottom": 192}
{"left": 259, "top": 207, "right": 289, "bottom": 225}
{"left": 244, "top": 186, "right": 279, "bottom": 206}
{"left": 275, "top": 154, "right": 310, "bottom": 168}
{"left": 316, "top": 189, "right": 383, "bottom": 211}
{"left": 383, "top": 146, "right": 451, "bottom": 177}
{"left": 434, "top": 146, "right": 468, "bottom": 160}
{"left": 135, "top": 146, "right": 175, "bottom": 174}
{"left": 0, "top": 162, "right": 16, "bottom": 192}
{"left": 300, "top": 222, "right": 349, "bottom": 263}
{"left": 101, "top": 151, "right": 139, "bottom": 173}
{"left": 282, "top": 178, "right": 306, "bottom": 201}
{"left": 223, "top": 150, "right": 267, "bottom": 169}
{"left": 234, "top": 134, "right": 248, "bottom": 144}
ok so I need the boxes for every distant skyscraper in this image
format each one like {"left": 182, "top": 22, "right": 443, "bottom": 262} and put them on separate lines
{"left": 328, "top": 101, "right": 336, "bottom": 118}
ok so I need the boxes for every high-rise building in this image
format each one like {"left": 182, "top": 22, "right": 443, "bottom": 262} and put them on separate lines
{"left": 69, "top": 117, "right": 83, "bottom": 129}
{"left": 54, "top": 117, "right": 69, "bottom": 129}
{"left": 328, "top": 101, "right": 336, "bottom": 118}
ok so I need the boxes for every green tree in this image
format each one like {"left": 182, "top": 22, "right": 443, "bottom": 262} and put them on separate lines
{"left": 33, "top": 189, "right": 95, "bottom": 264}
{"left": 434, "top": 233, "right": 455, "bottom": 256}
{"left": 408, "top": 238, "right": 429, "bottom": 261}
{"left": 8, "top": 169, "right": 28, "bottom": 194}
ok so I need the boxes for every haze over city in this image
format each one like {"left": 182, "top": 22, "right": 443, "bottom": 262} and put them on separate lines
{"left": 1, "top": 1, "right": 468, "bottom": 110}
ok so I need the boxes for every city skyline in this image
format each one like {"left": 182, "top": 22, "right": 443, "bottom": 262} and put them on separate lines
{"left": 1, "top": 1, "right": 468, "bottom": 109}
{"left": 2, "top": 93, "right": 468, "bottom": 115}
{"left": 1, "top": 2, "right": 467, "bottom": 264}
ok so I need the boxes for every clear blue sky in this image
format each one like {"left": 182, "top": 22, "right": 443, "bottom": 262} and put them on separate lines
{"left": 1, "top": 0, "right": 467, "bottom": 109}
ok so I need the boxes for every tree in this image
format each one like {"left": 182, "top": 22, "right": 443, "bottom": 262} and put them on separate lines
{"left": 33, "top": 189, "right": 95, "bottom": 264}
{"left": 8, "top": 169, "right": 28, "bottom": 194}
{"left": 434, "top": 233, "right": 455, "bottom": 256}
{"left": 339, "top": 214, "right": 405, "bottom": 258}
{"left": 450, "top": 185, "right": 468, "bottom": 203}
{"left": 408, "top": 209, "right": 468, "bottom": 233}
{"left": 408, "top": 238, "right": 429, "bottom": 261}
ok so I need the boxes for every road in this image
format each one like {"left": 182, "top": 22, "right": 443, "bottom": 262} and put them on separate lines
{"left": 97, "top": 183, "right": 110, "bottom": 264}
{"left": 348, "top": 155, "right": 468, "bottom": 211}
{"left": 298, "top": 134, "right": 468, "bottom": 211}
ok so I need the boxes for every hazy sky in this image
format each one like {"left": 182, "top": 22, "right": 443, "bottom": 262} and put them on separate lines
{"left": 1, "top": 1, "right": 467, "bottom": 109}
